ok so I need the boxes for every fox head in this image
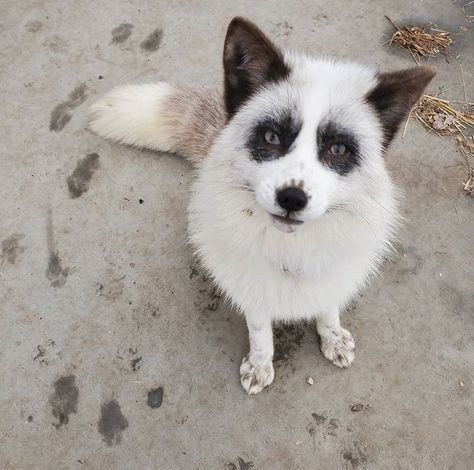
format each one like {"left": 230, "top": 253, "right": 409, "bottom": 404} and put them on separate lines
{"left": 217, "top": 17, "right": 435, "bottom": 233}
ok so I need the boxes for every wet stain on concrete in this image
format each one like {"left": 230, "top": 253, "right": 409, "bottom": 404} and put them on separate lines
{"left": 49, "top": 83, "right": 88, "bottom": 131}
{"left": 1, "top": 233, "right": 24, "bottom": 264}
{"left": 111, "top": 23, "right": 134, "bottom": 44}
{"left": 307, "top": 413, "right": 326, "bottom": 438}
{"left": 130, "top": 356, "right": 142, "bottom": 372}
{"left": 327, "top": 418, "right": 340, "bottom": 436}
{"left": 42, "top": 34, "right": 69, "bottom": 52}
{"left": 46, "top": 251, "right": 70, "bottom": 287}
{"left": 192, "top": 263, "right": 225, "bottom": 322}
{"left": 131, "top": 303, "right": 161, "bottom": 331}
{"left": 26, "top": 20, "right": 43, "bottom": 32}
{"left": 273, "top": 323, "right": 306, "bottom": 363}
{"left": 189, "top": 261, "right": 201, "bottom": 279}
{"left": 147, "top": 387, "right": 163, "bottom": 409}
{"left": 206, "top": 286, "right": 222, "bottom": 312}
{"left": 146, "top": 303, "right": 160, "bottom": 318}
{"left": 438, "top": 279, "right": 469, "bottom": 316}
{"left": 66, "top": 153, "right": 100, "bottom": 198}
{"left": 311, "top": 412, "right": 328, "bottom": 425}
{"left": 98, "top": 399, "right": 129, "bottom": 446}
{"left": 49, "top": 375, "right": 79, "bottom": 429}
{"left": 390, "top": 245, "right": 423, "bottom": 279}
{"left": 275, "top": 20, "right": 293, "bottom": 37}
{"left": 226, "top": 458, "right": 255, "bottom": 470}
{"left": 45, "top": 210, "right": 70, "bottom": 288}
{"left": 95, "top": 270, "right": 126, "bottom": 301}
{"left": 140, "top": 28, "right": 163, "bottom": 52}
{"left": 306, "top": 412, "right": 344, "bottom": 448}
{"left": 342, "top": 442, "right": 368, "bottom": 468}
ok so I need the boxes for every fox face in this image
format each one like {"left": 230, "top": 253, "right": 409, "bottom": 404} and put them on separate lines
{"left": 218, "top": 18, "right": 435, "bottom": 233}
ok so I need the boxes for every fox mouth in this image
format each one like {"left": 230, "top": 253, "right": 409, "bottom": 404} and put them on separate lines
{"left": 270, "top": 213, "right": 304, "bottom": 233}
{"left": 271, "top": 214, "right": 304, "bottom": 225}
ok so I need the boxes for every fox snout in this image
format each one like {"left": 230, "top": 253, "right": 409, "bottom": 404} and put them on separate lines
{"left": 276, "top": 187, "right": 308, "bottom": 212}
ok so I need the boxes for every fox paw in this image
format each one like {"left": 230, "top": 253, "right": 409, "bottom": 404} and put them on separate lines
{"left": 240, "top": 355, "right": 274, "bottom": 395}
{"left": 320, "top": 328, "right": 355, "bottom": 368}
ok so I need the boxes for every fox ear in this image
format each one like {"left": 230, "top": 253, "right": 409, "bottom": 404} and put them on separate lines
{"left": 223, "top": 17, "right": 289, "bottom": 117}
{"left": 366, "top": 65, "right": 436, "bottom": 147}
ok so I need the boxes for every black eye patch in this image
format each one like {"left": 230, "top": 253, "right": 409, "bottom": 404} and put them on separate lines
{"left": 246, "top": 110, "right": 302, "bottom": 162}
{"left": 317, "top": 121, "right": 361, "bottom": 176}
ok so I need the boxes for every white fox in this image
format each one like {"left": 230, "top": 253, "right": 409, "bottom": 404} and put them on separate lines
{"left": 89, "top": 17, "right": 435, "bottom": 394}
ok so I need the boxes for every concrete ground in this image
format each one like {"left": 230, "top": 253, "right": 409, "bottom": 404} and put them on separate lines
{"left": 1, "top": 1, "right": 473, "bottom": 469}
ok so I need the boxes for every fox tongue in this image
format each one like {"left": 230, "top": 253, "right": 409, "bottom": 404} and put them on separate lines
{"left": 271, "top": 214, "right": 302, "bottom": 234}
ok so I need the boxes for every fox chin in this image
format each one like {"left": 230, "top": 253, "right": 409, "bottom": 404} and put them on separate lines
{"left": 89, "top": 17, "right": 435, "bottom": 395}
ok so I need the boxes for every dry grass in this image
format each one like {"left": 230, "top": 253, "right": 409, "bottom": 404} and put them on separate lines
{"left": 458, "top": 138, "right": 474, "bottom": 195}
{"left": 385, "top": 16, "right": 454, "bottom": 64}
{"left": 412, "top": 94, "right": 474, "bottom": 195}
{"left": 413, "top": 95, "right": 474, "bottom": 136}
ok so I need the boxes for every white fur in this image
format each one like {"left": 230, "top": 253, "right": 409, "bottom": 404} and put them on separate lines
{"left": 89, "top": 54, "right": 400, "bottom": 395}
{"left": 88, "top": 82, "right": 176, "bottom": 150}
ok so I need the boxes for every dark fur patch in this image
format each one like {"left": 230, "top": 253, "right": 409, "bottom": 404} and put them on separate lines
{"left": 223, "top": 17, "right": 290, "bottom": 117}
{"left": 246, "top": 109, "right": 302, "bottom": 162}
{"left": 317, "top": 121, "right": 361, "bottom": 175}
{"left": 366, "top": 65, "right": 436, "bottom": 147}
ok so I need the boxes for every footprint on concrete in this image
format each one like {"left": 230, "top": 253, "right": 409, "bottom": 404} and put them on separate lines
{"left": 111, "top": 23, "right": 134, "bottom": 44}
{"left": 1, "top": 233, "right": 24, "bottom": 264}
{"left": 226, "top": 457, "right": 255, "bottom": 470}
{"left": 49, "top": 375, "right": 79, "bottom": 429}
{"left": 342, "top": 441, "right": 369, "bottom": 468}
{"left": 98, "top": 399, "right": 129, "bottom": 446}
{"left": 45, "top": 210, "right": 71, "bottom": 288}
{"left": 26, "top": 20, "right": 43, "bottom": 33}
{"left": 49, "top": 83, "right": 88, "bottom": 132}
{"left": 66, "top": 153, "right": 100, "bottom": 198}
{"left": 140, "top": 28, "right": 163, "bottom": 52}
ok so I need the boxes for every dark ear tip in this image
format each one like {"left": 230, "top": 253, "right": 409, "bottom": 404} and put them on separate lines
{"left": 418, "top": 65, "right": 437, "bottom": 81}
{"left": 227, "top": 16, "right": 252, "bottom": 33}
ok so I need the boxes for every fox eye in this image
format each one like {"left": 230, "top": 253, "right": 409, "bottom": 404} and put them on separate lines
{"left": 329, "top": 143, "right": 347, "bottom": 156}
{"left": 264, "top": 130, "right": 281, "bottom": 145}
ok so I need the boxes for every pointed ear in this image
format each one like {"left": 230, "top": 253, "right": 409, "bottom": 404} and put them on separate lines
{"left": 223, "top": 17, "right": 290, "bottom": 117}
{"left": 366, "top": 66, "right": 436, "bottom": 147}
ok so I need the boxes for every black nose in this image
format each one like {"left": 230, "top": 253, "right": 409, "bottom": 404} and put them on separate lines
{"left": 276, "top": 187, "right": 308, "bottom": 212}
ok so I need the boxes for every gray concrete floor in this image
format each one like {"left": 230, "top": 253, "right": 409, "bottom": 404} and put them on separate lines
{"left": 1, "top": 1, "right": 473, "bottom": 469}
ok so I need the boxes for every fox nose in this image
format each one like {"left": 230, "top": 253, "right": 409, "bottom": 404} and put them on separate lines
{"left": 276, "top": 187, "right": 308, "bottom": 212}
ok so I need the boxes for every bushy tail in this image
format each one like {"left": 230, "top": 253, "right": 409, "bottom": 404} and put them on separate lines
{"left": 88, "top": 83, "right": 226, "bottom": 165}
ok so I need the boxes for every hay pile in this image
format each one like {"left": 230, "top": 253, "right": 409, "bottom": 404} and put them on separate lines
{"left": 413, "top": 95, "right": 474, "bottom": 194}
{"left": 385, "top": 16, "right": 454, "bottom": 64}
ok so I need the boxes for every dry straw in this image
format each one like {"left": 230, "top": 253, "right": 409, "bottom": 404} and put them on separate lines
{"left": 412, "top": 94, "right": 474, "bottom": 194}
{"left": 385, "top": 16, "right": 454, "bottom": 64}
